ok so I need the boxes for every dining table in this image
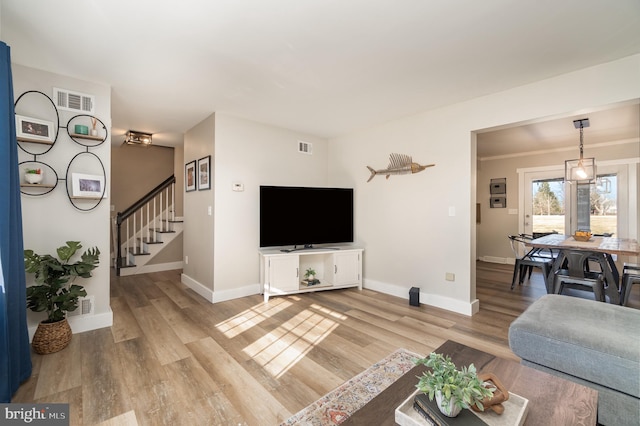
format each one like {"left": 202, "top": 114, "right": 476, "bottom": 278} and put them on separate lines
{"left": 526, "top": 234, "right": 640, "bottom": 305}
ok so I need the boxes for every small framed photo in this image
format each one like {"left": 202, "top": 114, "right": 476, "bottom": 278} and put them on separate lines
{"left": 16, "top": 115, "right": 55, "bottom": 143}
{"left": 71, "top": 173, "right": 106, "bottom": 198}
{"left": 185, "top": 160, "right": 196, "bottom": 192}
{"left": 197, "top": 155, "right": 211, "bottom": 190}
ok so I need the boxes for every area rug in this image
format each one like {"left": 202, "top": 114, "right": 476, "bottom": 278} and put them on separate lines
{"left": 281, "top": 348, "right": 422, "bottom": 426}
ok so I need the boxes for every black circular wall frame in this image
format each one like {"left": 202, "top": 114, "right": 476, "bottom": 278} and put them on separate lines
{"left": 18, "top": 160, "right": 58, "bottom": 196}
{"left": 65, "top": 151, "right": 107, "bottom": 211}
{"left": 14, "top": 90, "right": 60, "bottom": 155}
{"left": 66, "top": 114, "right": 108, "bottom": 147}
{"left": 15, "top": 89, "right": 107, "bottom": 210}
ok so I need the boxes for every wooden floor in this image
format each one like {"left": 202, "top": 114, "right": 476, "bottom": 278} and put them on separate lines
{"left": 12, "top": 262, "right": 640, "bottom": 425}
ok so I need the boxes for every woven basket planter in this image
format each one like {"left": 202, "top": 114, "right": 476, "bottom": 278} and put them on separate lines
{"left": 32, "top": 318, "right": 72, "bottom": 354}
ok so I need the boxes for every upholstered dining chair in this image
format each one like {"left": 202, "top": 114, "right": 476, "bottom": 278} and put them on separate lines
{"left": 553, "top": 250, "right": 605, "bottom": 302}
{"left": 508, "top": 235, "right": 553, "bottom": 292}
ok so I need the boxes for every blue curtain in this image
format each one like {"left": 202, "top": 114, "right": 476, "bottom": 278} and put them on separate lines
{"left": 0, "top": 41, "right": 32, "bottom": 403}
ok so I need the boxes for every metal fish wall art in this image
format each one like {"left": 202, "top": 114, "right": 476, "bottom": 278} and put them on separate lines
{"left": 366, "top": 153, "right": 435, "bottom": 182}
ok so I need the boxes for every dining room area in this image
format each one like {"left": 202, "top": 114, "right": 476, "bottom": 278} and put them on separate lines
{"left": 475, "top": 102, "right": 640, "bottom": 308}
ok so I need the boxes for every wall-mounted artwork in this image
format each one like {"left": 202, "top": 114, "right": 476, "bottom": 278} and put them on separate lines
{"left": 16, "top": 114, "right": 55, "bottom": 143}
{"left": 185, "top": 160, "right": 196, "bottom": 192}
{"left": 71, "top": 173, "right": 106, "bottom": 198}
{"left": 197, "top": 155, "right": 211, "bottom": 190}
{"left": 366, "top": 153, "right": 435, "bottom": 182}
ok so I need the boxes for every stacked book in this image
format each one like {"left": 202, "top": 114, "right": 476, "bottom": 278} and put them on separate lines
{"left": 302, "top": 279, "right": 321, "bottom": 286}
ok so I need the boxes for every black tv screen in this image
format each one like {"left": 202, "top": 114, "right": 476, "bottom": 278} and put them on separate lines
{"left": 260, "top": 186, "right": 354, "bottom": 248}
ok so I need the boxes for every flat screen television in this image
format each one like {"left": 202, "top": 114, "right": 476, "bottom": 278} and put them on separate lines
{"left": 260, "top": 185, "right": 354, "bottom": 249}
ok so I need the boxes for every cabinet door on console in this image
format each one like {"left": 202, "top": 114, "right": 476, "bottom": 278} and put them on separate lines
{"left": 333, "top": 251, "right": 361, "bottom": 285}
{"left": 268, "top": 255, "right": 300, "bottom": 292}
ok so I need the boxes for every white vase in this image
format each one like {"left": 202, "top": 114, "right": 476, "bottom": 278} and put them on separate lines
{"left": 435, "top": 391, "right": 462, "bottom": 417}
{"left": 25, "top": 173, "right": 43, "bottom": 184}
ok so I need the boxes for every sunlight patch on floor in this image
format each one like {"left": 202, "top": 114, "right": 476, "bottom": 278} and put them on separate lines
{"left": 215, "top": 298, "right": 292, "bottom": 338}
{"left": 243, "top": 308, "right": 338, "bottom": 378}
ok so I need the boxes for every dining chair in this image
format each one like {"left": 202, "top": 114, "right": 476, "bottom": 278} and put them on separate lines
{"left": 621, "top": 263, "right": 640, "bottom": 306}
{"left": 508, "top": 235, "right": 553, "bottom": 292}
{"left": 553, "top": 250, "right": 605, "bottom": 302}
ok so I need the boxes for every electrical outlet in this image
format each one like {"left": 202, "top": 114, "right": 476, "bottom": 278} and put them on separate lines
{"left": 445, "top": 272, "right": 455, "bottom": 281}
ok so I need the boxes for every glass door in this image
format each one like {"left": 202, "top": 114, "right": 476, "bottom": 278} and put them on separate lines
{"left": 523, "top": 169, "right": 566, "bottom": 237}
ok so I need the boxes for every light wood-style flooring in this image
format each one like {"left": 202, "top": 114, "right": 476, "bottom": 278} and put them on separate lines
{"left": 12, "top": 262, "right": 640, "bottom": 425}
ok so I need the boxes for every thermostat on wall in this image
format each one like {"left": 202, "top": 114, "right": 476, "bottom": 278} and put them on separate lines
{"left": 233, "top": 183, "right": 244, "bottom": 192}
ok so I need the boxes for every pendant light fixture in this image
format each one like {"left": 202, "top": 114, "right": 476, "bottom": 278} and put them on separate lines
{"left": 565, "top": 118, "right": 596, "bottom": 182}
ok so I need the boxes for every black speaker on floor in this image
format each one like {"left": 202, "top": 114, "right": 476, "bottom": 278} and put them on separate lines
{"left": 409, "top": 287, "right": 420, "bottom": 306}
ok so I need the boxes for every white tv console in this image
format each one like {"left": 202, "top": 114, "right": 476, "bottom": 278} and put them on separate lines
{"left": 259, "top": 246, "right": 363, "bottom": 302}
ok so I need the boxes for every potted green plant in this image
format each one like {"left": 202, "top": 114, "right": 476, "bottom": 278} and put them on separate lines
{"left": 24, "top": 167, "right": 43, "bottom": 184}
{"left": 414, "top": 352, "right": 494, "bottom": 417}
{"left": 24, "top": 241, "right": 100, "bottom": 354}
{"left": 304, "top": 267, "right": 316, "bottom": 281}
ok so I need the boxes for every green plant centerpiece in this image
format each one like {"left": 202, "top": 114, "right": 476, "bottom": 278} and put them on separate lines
{"left": 24, "top": 241, "right": 100, "bottom": 354}
{"left": 304, "top": 267, "right": 317, "bottom": 280}
{"left": 414, "top": 352, "right": 494, "bottom": 417}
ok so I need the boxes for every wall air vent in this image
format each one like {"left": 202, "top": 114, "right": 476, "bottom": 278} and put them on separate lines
{"left": 298, "top": 140, "right": 312, "bottom": 155}
{"left": 53, "top": 87, "right": 95, "bottom": 114}
{"left": 67, "top": 295, "right": 95, "bottom": 317}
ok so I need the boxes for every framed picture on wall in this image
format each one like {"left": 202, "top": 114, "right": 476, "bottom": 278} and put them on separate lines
{"left": 16, "top": 115, "right": 55, "bottom": 143}
{"left": 197, "top": 155, "right": 211, "bottom": 190}
{"left": 71, "top": 173, "right": 106, "bottom": 198}
{"left": 185, "top": 160, "right": 196, "bottom": 192}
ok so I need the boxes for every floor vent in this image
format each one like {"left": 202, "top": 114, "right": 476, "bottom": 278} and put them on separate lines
{"left": 53, "top": 87, "right": 95, "bottom": 114}
{"left": 298, "top": 140, "right": 312, "bottom": 154}
{"left": 68, "top": 295, "right": 95, "bottom": 317}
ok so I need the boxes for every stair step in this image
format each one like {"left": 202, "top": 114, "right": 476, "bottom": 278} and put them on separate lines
{"left": 155, "top": 229, "right": 176, "bottom": 234}
{"left": 141, "top": 238, "right": 164, "bottom": 244}
{"left": 117, "top": 258, "right": 136, "bottom": 268}
{"left": 168, "top": 220, "right": 184, "bottom": 223}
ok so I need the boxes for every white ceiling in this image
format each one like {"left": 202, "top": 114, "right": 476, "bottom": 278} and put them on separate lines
{"left": 2, "top": 0, "right": 640, "bottom": 151}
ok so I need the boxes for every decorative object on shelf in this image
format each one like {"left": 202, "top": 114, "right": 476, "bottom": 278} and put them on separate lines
{"left": 304, "top": 267, "right": 316, "bottom": 281}
{"left": 24, "top": 241, "right": 100, "bottom": 354}
{"left": 565, "top": 118, "right": 596, "bottom": 182}
{"left": 71, "top": 172, "right": 106, "bottom": 198}
{"left": 24, "top": 167, "right": 43, "bottom": 184}
{"left": 197, "top": 155, "right": 211, "bottom": 190}
{"left": 90, "top": 117, "right": 98, "bottom": 136}
{"left": 74, "top": 124, "right": 89, "bottom": 135}
{"left": 413, "top": 352, "right": 494, "bottom": 417}
{"left": 15, "top": 114, "right": 55, "bottom": 143}
{"left": 366, "top": 153, "right": 435, "bottom": 182}
{"left": 185, "top": 160, "right": 196, "bottom": 192}
{"left": 124, "top": 130, "right": 152, "bottom": 146}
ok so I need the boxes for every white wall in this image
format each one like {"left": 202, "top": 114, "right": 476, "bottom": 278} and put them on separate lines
{"left": 328, "top": 54, "right": 640, "bottom": 315}
{"left": 181, "top": 112, "right": 329, "bottom": 302}
{"left": 13, "top": 64, "right": 112, "bottom": 334}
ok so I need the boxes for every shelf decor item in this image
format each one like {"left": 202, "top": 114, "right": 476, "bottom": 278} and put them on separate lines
{"left": 24, "top": 241, "right": 100, "bottom": 354}
{"left": 24, "top": 167, "right": 43, "bottom": 184}
{"left": 15, "top": 114, "right": 55, "bottom": 143}
{"left": 71, "top": 172, "right": 106, "bottom": 198}
{"left": 413, "top": 352, "right": 494, "bottom": 417}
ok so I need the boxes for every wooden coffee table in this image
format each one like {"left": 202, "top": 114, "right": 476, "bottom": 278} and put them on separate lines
{"left": 341, "top": 340, "right": 598, "bottom": 426}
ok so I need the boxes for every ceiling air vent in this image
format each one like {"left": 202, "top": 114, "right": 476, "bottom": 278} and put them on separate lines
{"left": 298, "top": 140, "right": 312, "bottom": 155}
{"left": 53, "top": 87, "right": 95, "bottom": 114}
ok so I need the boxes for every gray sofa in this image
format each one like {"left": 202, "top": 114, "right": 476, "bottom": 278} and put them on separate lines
{"left": 509, "top": 294, "right": 640, "bottom": 426}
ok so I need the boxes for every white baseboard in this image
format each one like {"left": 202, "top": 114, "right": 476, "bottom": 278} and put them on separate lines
{"left": 27, "top": 309, "right": 113, "bottom": 341}
{"left": 364, "top": 279, "right": 478, "bottom": 317}
{"left": 180, "top": 273, "right": 262, "bottom": 304}
{"left": 181, "top": 273, "right": 214, "bottom": 302}
{"left": 479, "top": 256, "right": 514, "bottom": 265}
{"left": 212, "top": 283, "right": 262, "bottom": 303}
{"left": 136, "top": 261, "right": 184, "bottom": 274}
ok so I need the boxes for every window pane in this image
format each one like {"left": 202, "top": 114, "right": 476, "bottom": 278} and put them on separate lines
{"left": 532, "top": 179, "right": 565, "bottom": 235}
{"left": 591, "top": 174, "right": 617, "bottom": 236}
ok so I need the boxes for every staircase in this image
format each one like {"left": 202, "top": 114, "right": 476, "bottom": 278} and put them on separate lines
{"left": 114, "top": 176, "right": 183, "bottom": 276}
